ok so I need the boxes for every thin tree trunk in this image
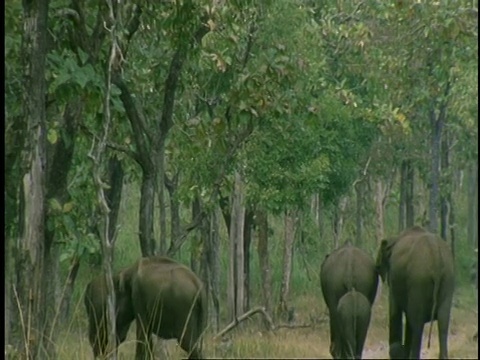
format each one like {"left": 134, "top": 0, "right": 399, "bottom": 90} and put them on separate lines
{"left": 256, "top": 208, "right": 272, "bottom": 325}
{"left": 88, "top": 9, "right": 123, "bottom": 355}
{"left": 58, "top": 256, "right": 81, "bottom": 321}
{"left": 190, "top": 197, "right": 201, "bottom": 273}
{"left": 228, "top": 172, "right": 246, "bottom": 320}
{"left": 405, "top": 160, "right": 415, "bottom": 228}
{"left": 429, "top": 82, "right": 450, "bottom": 233}
{"left": 375, "top": 180, "right": 385, "bottom": 241}
{"left": 316, "top": 195, "right": 324, "bottom": 238}
{"left": 467, "top": 164, "right": 477, "bottom": 246}
{"left": 209, "top": 209, "right": 221, "bottom": 332}
{"left": 165, "top": 172, "right": 181, "bottom": 248}
{"left": 105, "top": 156, "right": 124, "bottom": 251}
{"left": 243, "top": 209, "right": 253, "bottom": 310}
{"left": 333, "top": 197, "right": 347, "bottom": 248}
{"left": 235, "top": 172, "right": 246, "bottom": 318}
{"left": 157, "top": 143, "right": 167, "bottom": 254}
{"left": 279, "top": 209, "right": 297, "bottom": 316}
{"left": 139, "top": 174, "right": 155, "bottom": 256}
{"left": 399, "top": 160, "right": 407, "bottom": 231}
{"left": 474, "top": 164, "right": 478, "bottom": 291}
{"left": 355, "top": 181, "right": 363, "bottom": 246}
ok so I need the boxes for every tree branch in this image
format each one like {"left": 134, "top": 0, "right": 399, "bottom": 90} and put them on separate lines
{"left": 213, "top": 306, "right": 275, "bottom": 340}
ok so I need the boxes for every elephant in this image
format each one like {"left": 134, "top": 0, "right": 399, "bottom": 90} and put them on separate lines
{"left": 320, "top": 243, "right": 379, "bottom": 359}
{"left": 84, "top": 256, "right": 208, "bottom": 359}
{"left": 84, "top": 271, "right": 134, "bottom": 358}
{"left": 336, "top": 288, "right": 372, "bottom": 359}
{"left": 375, "top": 226, "right": 455, "bottom": 359}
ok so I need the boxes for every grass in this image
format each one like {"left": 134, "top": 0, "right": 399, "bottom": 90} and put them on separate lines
{"left": 53, "top": 282, "right": 477, "bottom": 359}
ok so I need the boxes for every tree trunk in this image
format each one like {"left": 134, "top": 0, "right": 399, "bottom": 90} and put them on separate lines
{"left": 190, "top": 197, "right": 202, "bottom": 274}
{"left": 279, "top": 209, "right": 297, "bottom": 316}
{"left": 256, "top": 208, "right": 272, "bottom": 325}
{"left": 139, "top": 173, "right": 155, "bottom": 256}
{"left": 58, "top": 256, "right": 81, "bottom": 322}
{"left": 228, "top": 172, "right": 246, "bottom": 321}
{"left": 316, "top": 194, "right": 324, "bottom": 238}
{"left": 429, "top": 82, "right": 450, "bottom": 233}
{"left": 157, "top": 143, "right": 167, "bottom": 254}
{"left": 405, "top": 159, "right": 415, "bottom": 228}
{"left": 5, "top": 118, "right": 25, "bottom": 348}
{"left": 440, "top": 132, "right": 449, "bottom": 242}
{"left": 467, "top": 163, "right": 477, "bottom": 246}
{"left": 333, "top": 197, "right": 347, "bottom": 248}
{"left": 474, "top": 164, "right": 478, "bottom": 290}
{"left": 105, "top": 155, "right": 124, "bottom": 250}
{"left": 355, "top": 181, "right": 363, "bottom": 246}
{"left": 243, "top": 208, "right": 254, "bottom": 310}
{"left": 15, "top": 0, "right": 51, "bottom": 356}
{"left": 208, "top": 209, "right": 221, "bottom": 332}
{"left": 375, "top": 180, "right": 386, "bottom": 241}
{"left": 165, "top": 172, "right": 181, "bottom": 249}
{"left": 398, "top": 160, "right": 407, "bottom": 231}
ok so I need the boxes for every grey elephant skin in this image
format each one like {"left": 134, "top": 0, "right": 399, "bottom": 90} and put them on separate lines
{"left": 376, "top": 226, "right": 455, "bottom": 359}
{"left": 84, "top": 256, "right": 207, "bottom": 359}
{"left": 337, "top": 288, "right": 372, "bottom": 359}
{"left": 320, "top": 243, "right": 379, "bottom": 359}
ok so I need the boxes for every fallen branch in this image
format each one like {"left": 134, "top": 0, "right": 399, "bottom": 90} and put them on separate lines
{"left": 275, "top": 323, "right": 313, "bottom": 330}
{"left": 213, "top": 306, "right": 275, "bottom": 340}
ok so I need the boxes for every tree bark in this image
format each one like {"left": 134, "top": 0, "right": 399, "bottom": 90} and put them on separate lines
{"left": 467, "top": 163, "right": 477, "bottom": 246}
{"left": 15, "top": 0, "right": 51, "bottom": 356}
{"left": 256, "top": 208, "right": 272, "bottom": 325}
{"left": 333, "top": 197, "right": 347, "bottom": 248}
{"left": 279, "top": 209, "right": 297, "bottom": 316}
{"left": 190, "top": 197, "right": 202, "bottom": 274}
{"left": 139, "top": 173, "right": 156, "bottom": 256}
{"left": 165, "top": 172, "right": 181, "bottom": 249}
{"left": 243, "top": 208, "right": 254, "bottom": 310}
{"left": 208, "top": 209, "right": 221, "bottom": 332}
{"left": 375, "top": 180, "right": 385, "bottom": 241}
{"left": 428, "top": 82, "right": 450, "bottom": 233}
{"left": 405, "top": 159, "right": 415, "bottom": 228}
{"left": 228, "top": 172, "right": 246, "bottom": 321}
{"left": 474, "top": 164, "right": 478, "bottom": 290}
{"left": 317, "top": 195, "right": 324, "bottom": 238}
{"left": 398, "top": 160, "right": 407, "bottom": 231}
{"left": 157, "top": 143, "right": 167, "bottom": 254}
{"left": 354, "top": 181, "right": 363, "bottom": 246}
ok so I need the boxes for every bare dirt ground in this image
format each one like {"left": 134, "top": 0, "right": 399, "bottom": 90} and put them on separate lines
{"left": 58, "top": 283, "right": 477, "bottom": 359}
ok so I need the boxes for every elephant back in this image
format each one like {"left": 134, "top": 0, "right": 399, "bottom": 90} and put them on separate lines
{"left": 389, "top": 229, "right": 454, "bottom": 283}
{"left": 130, "top": 256, "right": 207, "bottom": 340}
{"left": 321, "top": 244, "right": 379, "bottom": 308}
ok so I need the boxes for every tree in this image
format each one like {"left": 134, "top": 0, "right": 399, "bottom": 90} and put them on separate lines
{"left": 15, "top": 0, "right": 52, "bottom": 357}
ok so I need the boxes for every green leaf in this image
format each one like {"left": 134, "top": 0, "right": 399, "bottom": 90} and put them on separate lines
{"left": 47, "top": 129, "right": 58, "bottom": 144}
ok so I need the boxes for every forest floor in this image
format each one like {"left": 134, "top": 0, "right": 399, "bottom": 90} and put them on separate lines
{"left": 57, "top": 282, "right": 477, "bottom": 359}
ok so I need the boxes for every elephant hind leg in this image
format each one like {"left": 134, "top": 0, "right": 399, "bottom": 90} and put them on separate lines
{"left": 437, "top": 298, "right": 452, "bottom": 359}
{"left": 406, "top": 319, "right": 424, "bottom": 360}
{"left": 328, "top": 310, "right": 341, "bottom": 358}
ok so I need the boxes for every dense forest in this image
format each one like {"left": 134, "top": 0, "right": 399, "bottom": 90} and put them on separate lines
{"left": 5, "top": 0, "right": 478, "bottom": 359}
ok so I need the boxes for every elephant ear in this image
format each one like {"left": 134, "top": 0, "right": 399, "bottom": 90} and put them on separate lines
{"left": 117, "top": 264, "right": 136, "bottom": 295}
{"left": 375, "top": 239, "right": 393, "bottom": 283}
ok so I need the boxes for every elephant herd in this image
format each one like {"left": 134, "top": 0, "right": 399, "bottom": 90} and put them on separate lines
{"left": 321, "top": 225, "right": 455, "bottom": 359}
{"left": 84, "top": 226, "right": 455, "bottom": 359}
